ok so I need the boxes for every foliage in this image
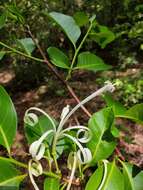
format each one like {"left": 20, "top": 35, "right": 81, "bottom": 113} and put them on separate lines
{"left": 0, "top": 84, "right": 143, "bottom": 189}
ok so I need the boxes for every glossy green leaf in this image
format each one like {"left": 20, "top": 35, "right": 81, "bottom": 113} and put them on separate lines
{"left": 123, "top": 104, "right": 143, "bottom": 124}
{"left": 49, "top": 12, "right": 81, "bottom": 46}
{"left": 85, "top": 164, "right": 104, "bottom": 190}
{"left": 73, "top": 12, "right": 89, "bottom": 27}
{"left": 90, "top": 25, "right": 115, "bottom": 48}
{"left": 134, "top": 171, "right": 143, "bottom": 190}
{"left": 104, "top": 95, "right": 143, "bottom": 124}
{"left": 120, "top": 161, "right": 135, "bottom": 190}
{"left": 0, "top": 51, "right": 6, "bottom": 60}
{"left": 0, "top": 159, "right": 26, "bottom": 188}
{"left": 44, "top": 177, "right": 60, "bottom": 190}
{"left": 103, "top": 93, "right": 127, "bottom": 116}
{"left": 0, "top": 12, "right": 7, "bottom": 29}
{"left": 47, "top": 47, "right": 70, "bottom": 69}
{"left": 102, "top": 161, "right": 124, "bottom": 190}
{"left": 75, "top": 52, "right": 112, "bottom": 71}
{"left": 87, "top": 108, "right": 116, "bottom": 165}
{"left": 0, "top": 86, "right": 17, "bottom": 154}
{"left": 17, "top": 38, "right": 35, "bottom": 55}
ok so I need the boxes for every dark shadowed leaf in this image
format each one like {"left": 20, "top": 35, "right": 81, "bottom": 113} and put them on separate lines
{"left": 0, "top": 12, "right": 7, "bottom": 29}
{"left": 73, "top": 12, "right": 89, "bottom": 27}
{"left": 90, "top": 25, "right": 115, "bottom": 48}
{"left": 0, "top": 51, "right": 6, "bottom": 60}
{"left": 75, "top": 52, "right": 112, "bottom": 71}
{"left": 17, "top": 38, "right": 35, "bottom": 55}
{"left": 47, "top": 47, "right": 70, "bottom": 69}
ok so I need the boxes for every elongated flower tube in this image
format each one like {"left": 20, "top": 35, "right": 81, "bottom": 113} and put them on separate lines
{"left": 56, "top": 81, "right": 115, "bottom": 134}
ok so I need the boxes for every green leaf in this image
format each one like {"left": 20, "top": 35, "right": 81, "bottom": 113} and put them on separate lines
{"left": 0, "top": 86, "right": 17, "bottom": 154}
{"left": 123, "top": 104, "right": 143, "bottom": 124}
{"left": 104, "top": 95, "right": 143, "bottom": 125}
{"left": 0, "top": 12, "right": 7, "bottom": 29}
{"left": 103, "top": 93, "right": 127, "bottom": 116}
{"left": 17, "top": 38, "right": 35, "bottom": 55}
{"left": 73, "top": 12, "right": 89, "bottom": 27}
{"left": 85, "top": 164, "right": 104, "bottom": 190}
{"left": 0, "top": 51, "right": 6, "bottom": 60}
{"left": 87, "top": 108, "right": 116, "bottom": 165}
{"left": 44, "top": 177, "right": 60, "bottom": 190}
{"left": 134, "top": 171, "right": 143, "bottom": 190}
{"left": 120, "top": 161, "right": 135, "bottom": 190}
{"left": 90, "top": 25, "right": 115, "bottom": 48}
{"left": 47, "top": 47, "right": 70, "bottom": 69}
{"left": 75, "top": 52, "right": 112, "bottom": 71}
{"left": 49, "top": 12, "right": 81, "bottom": 46}
{"left": 0, "top": 159, "right": 26, "bottom": 188}
{"left": 102, "top": 161, "right": 124, "bottom": 190}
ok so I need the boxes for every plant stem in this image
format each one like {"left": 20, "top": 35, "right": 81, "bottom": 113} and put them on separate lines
{"left": 0, "top": 41, "right": 44, "bottom": 63}
{"left": 27, "top": 26, "right": 91, "bottom": 118}
{"left": 0, "top": 156, "right": 28, "bottom": 168}
{"left": 66, "top": 21, "right": 93, "bottom": 80}
{"left": 43, "top": 171, "right": 61, "bottom": 179}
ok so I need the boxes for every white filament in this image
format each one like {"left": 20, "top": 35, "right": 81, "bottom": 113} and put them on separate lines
{"left": 66, "top": 152, "right": 77, "bottom": 190}
{"left": 28, "top": 159, "right": 42, "bottom": 190}
{"left": 63, "top": 134, "right": 92, "bottom": 164}
{"left": 98, "top": 160, "right": 108, "bottom": 190}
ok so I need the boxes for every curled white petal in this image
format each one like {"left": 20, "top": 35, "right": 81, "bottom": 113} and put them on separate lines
{"left": 61, "top": 105, "right": 70, "bottom": 121}
{"left": 76, "top": 128, "right": 91, "bottom": 143}
{"left": 63, "top": 133, "right": 92, "bottom": 164}
{"left": 24, "top": 107, "right": 56, "bottom": 132}
{"left": 77, "top": 148, "right": 92, "bottom": 164}
{"left": 28, "top": 159, "right": 42, "bottom": 190}
{"left": 24, "top": 113, "right": 39, "bottom": 126}
{"left": 29, "top": 130, "right": 54, "bottom": 160}
{"left": 31, "top": 161, "right": 43, "bottom": 177}
{"left": 59, "top": 125, "right": 91, "bottom": 144}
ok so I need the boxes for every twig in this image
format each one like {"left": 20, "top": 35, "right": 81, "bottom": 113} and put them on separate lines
{"left": 26, "top": 25, "right": 91, "bottom": 118}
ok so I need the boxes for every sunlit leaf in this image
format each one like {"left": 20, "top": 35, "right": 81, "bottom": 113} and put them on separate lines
{"left": 102, "top": 161, "right": 124, "bottom": 190}
{"left": 44, "top": 177, "right": 60, "bottom": 190}
{"left": 85, "top": 164, "right": 104, "bottom": 190}
{"left": 0, "top": 159, "right": 26, "bottom": 188}
{"left": 49, "top": 12, "right": 81, "bottom": 46}
{"left": 87, "top": 108, "right": 116, "bottom": 165}
{"left": 0, "top": 86, "right": 17, "bottom": 154}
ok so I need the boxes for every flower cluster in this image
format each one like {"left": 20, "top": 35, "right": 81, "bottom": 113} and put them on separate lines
{"left": 24, "top": 81, "right": 115, "bottom": 190}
